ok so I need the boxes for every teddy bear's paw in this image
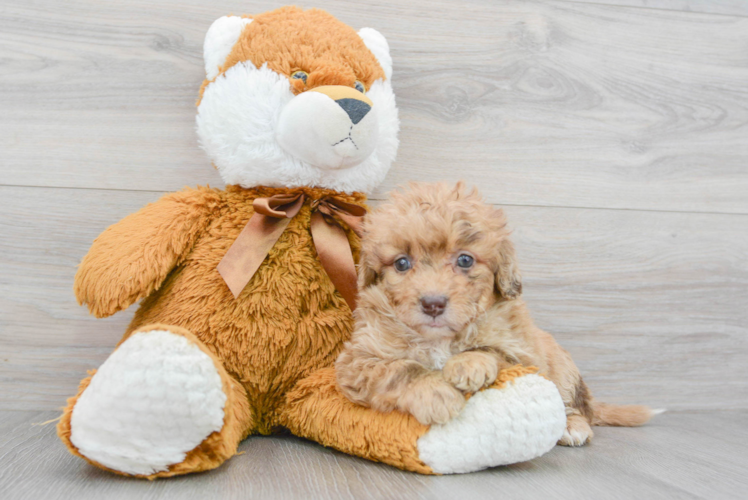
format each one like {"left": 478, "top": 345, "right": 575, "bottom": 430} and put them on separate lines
{"left": 416, "top": 373, "right": 566, "bottom": 474}
{"left": 69, "top": 329, "right": 227, "bottom": 476}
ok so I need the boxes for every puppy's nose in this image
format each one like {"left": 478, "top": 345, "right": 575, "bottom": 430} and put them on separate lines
{"left": 420, "top": 295, "right": 448, "bottom": 318}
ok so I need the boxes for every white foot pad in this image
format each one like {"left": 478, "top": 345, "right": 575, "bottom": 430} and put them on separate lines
{"left": 70, "top": 330, "right": 227, "bottom": 475}
{"left": 417, "top": 374, "right": 566, "bottom": 474}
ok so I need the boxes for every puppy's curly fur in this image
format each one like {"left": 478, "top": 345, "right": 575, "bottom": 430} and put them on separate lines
{"left": 336, "top": 182, "right": 656, "bottom": 445}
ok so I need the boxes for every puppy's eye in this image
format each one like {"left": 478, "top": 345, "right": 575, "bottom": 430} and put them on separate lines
{"left": 456, "top": 254, "right": 474, "bottom": 269}
{"left": 354, "top": 81, "right": 366, "bottom": 94}
{"left": 394, "top": 257, "right": 412, "bottom": 272}
{"left": 291, "top": 71, "right": 308, "bottom": 84}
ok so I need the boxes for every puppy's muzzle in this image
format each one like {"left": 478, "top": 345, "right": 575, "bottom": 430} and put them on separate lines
{"left": 420, "top": 295, "right": 448, "bottom": 318}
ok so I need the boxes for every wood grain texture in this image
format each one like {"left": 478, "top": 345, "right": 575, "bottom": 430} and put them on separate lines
{"left": 1, "top": 186, "right": 746, "bottom": 411}
{"left": 566, "top": 0, "right": 748, "bottom": 17}
{"left": 1, "top": 410, "right": 746, "bottom": 499}
{"left": 1, "top": 0, "right": 748, "bottom": 213}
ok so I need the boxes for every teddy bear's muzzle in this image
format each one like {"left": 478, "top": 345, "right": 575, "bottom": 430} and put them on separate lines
{"left": 275, "top": 85, "right": 379, "bottom": 170}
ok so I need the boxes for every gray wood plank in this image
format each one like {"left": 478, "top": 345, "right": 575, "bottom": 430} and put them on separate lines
{"left": 565, "top": 0, "right": 748, "bottom": 17}
{"left": 2, "top": 0, "right": 748, "bottom": 213}
{"left": 2, "top": 185, "right": 746, "bottom": 411}
{"left": 1, "top": 410, "right": 746, "bottom": 500}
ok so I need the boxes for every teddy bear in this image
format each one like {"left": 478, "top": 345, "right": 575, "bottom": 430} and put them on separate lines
{"left": 57, "top": 6, "right": 567, "bottom": 478}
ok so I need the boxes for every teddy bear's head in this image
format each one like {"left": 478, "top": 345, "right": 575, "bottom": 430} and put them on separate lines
{"left": 196, "top": 7, "right": 398, "bottom": 194}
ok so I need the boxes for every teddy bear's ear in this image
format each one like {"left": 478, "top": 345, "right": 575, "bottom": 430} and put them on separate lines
{"left": 203, "top": 16, "right": 253, "bottom": 80}
{"left": 358, "top": 28, "right": 392, "bottom": 80}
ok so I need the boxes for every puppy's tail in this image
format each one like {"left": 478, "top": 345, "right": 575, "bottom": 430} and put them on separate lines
{"left": 590, "top": 400, "right": 664, "bottom": 427}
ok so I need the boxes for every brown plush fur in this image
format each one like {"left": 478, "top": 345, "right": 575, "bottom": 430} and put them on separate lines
{"left": 75, "top": 186, "right": 364, "bottom": 428}
{"left": 113, "top": 185, "right": 361, "bottom": 433}
{"left": 336, "top": 183, "right": 655, "bottom": 444}
{"left": 198, "top": 6, "right": 386, "bottom": 103}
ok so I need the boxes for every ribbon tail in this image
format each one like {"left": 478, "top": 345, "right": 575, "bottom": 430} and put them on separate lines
{"left": 310, "top": 211, "right": 359, "bottom": 311}
{"left": 331, "top": 211, "right": 364, "bottom": 238}
{"left": 217, "top": 214, "right": 292, "bottom": 298}
{"left": 317, "top": 197, "right": 367, "bottom": 237}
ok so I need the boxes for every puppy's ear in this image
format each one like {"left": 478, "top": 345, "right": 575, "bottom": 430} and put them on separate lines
{"left": 490, "top": 209, "right": 522, "bottom": 300}
{"left": 357, "top": 253, "right": 380, "bottom": 289}
{"left": 494, "top": 238, "right": 522, "bottom": 299}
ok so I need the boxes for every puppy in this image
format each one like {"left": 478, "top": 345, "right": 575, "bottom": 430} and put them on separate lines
{"left": 336, "top": 182, "right": 657, "bottom": 446}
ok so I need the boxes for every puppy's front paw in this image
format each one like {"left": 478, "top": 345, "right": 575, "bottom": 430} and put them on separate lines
{"left": 443, "top": 351, "right": 499, "bottom": 392}
{"left": 401, "top": 374, "right": 466, "bottom": 425}
{"left": 558, "top": 415, "right": 594, "bottom": 446}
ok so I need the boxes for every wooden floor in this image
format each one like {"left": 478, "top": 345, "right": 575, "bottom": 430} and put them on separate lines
{"left": 1, "top": 0, "right": 747, "bottom": 498}
{"left": 1, "top": 410, "right": 746, "bottom": 500}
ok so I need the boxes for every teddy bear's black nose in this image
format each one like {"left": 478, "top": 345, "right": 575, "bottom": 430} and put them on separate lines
{"left": 335, "top": 98, "right": 371, "bottom": 125}
{"left": 420, "top": 295, "right": 448, "bottom": 318}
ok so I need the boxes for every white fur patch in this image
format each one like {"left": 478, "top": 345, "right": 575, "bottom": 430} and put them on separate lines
{"left": 196, "top": 63, "right": 398, "bottom": 194}
{"left": 70, "top": 330, "right": 227, "bottom": 476}
{"left": 204, "top": 16, "right": 252, "bottom": 80}
{"left": 417, "top": 374, "right": 566, "bottom": 474}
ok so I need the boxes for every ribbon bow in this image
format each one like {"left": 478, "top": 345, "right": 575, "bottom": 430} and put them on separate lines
{"left": 217, "top": 193, "right": 367, "bottom": 311}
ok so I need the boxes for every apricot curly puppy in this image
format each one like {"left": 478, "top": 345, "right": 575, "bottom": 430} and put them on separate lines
{"left": 336, "top": 182, "right": 658, "bottom": 446}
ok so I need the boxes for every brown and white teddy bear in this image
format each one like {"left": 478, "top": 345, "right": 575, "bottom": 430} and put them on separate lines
{"left": 57, "top": 6, "right": 566, "bottom": 478}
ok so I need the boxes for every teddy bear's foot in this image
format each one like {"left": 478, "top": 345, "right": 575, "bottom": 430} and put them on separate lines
{"left": 57, "top": 324, "right": 253, "bottom": 478}
{"left": 416, "top": 367, "right": 567, "bottom": 473}
{"left": 280, "top": 366, "right": 566, "bottom": 474}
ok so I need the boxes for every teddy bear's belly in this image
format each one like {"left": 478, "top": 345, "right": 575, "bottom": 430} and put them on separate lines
{"left": 126, "top": 229, "right": 354, "bottom": 429}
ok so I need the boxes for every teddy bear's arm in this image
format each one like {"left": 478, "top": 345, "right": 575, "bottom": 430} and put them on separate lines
{"left": 74, "top": 189, "right": 220, "bottom": 318}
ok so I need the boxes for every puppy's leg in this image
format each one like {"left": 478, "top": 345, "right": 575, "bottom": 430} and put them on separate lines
{"left": 399, "top": 372, "right": 467, "bottom": 425}
{"left": 536, "top": 334, "right": 595, "bottom": 446}
{"left": 443, "top": 349, "right": 510, "bottom": 392}
{"left": 336, "top": 354, "right": 465, "bottom": 426}
{"left": 560, "top": 414, "right": 594, "bottom": 447}
{"left": 555, "top": 372, "right": 595, "bottom": 446}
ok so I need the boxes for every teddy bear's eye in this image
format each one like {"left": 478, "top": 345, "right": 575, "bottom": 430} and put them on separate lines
{"left": 291, "top": 71, "right": 308, "bottom": 84}
{"left": 354, "top": 81, "right": 366, "bottom": 94}
{"left": 456, "top": 254, "right": 474, "bottom": 269}
{"left": 394, "top": 256, "right": 412, "bottom": 272}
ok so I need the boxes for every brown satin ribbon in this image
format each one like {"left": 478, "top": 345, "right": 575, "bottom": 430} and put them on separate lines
{"left": 216, "top": 193, "right": 366, "bottom": 311}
